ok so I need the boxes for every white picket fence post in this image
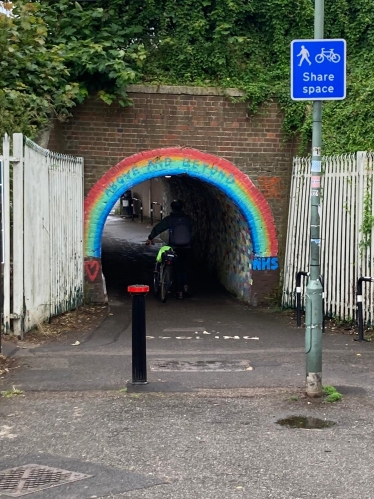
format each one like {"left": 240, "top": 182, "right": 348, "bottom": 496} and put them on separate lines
{"left": 1, "top": 135, "right": 11, "bottom": 333}
{"left": 12, "top": 133, "right": 24, "bottom": 336}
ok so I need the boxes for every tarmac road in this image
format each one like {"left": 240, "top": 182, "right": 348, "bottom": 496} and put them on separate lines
{"left": 1, "top": 215, "right": 374, "bottom": 498}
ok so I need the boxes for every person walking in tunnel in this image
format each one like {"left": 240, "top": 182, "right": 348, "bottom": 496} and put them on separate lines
{"left": 146, "top": 200, "right": 192, "bottom": 299}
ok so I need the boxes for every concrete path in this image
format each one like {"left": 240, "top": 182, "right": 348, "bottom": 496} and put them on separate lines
{"left": 1, "top": 216, "right": 374, "bottom": 498}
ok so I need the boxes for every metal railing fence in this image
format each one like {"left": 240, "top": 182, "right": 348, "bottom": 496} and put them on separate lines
{"left": 283, "top": 151, "right": 374, "bottom": 324}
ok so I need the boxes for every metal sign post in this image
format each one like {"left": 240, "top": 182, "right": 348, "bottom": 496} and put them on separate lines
{"left": 0, "top": 159, "right": 2, "bottom": 352}
{"left": 291, "top": 0, "right": 346, "bottom": 396}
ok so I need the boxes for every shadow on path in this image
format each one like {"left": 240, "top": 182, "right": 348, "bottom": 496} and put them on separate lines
{"left": 101, "top": 215, "right": 225, "bottom": 303}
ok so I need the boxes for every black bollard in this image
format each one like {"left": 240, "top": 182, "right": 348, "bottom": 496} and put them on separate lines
{"left": 128, "top": 285, "right": 149, "bottom": 384}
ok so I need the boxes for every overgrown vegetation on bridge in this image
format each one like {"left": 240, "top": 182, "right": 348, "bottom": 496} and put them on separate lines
{"left": 1, "top": 0, "right": 373, "bottom": 154}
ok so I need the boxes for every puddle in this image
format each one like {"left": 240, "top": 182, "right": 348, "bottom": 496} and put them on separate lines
{"left": 276, "top": 415, "right": 336, "bottom": 429}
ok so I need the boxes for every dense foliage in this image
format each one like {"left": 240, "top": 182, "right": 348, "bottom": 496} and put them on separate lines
{"left": 1, "top": 0, "right": 374, "bottom": 153}
{"left": 0, "top": 1, "right": 80, "bottom": 137}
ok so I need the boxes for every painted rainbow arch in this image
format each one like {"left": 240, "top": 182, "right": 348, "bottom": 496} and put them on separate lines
{"left": 84, "top": 148, "right": 278, "bottom": 258}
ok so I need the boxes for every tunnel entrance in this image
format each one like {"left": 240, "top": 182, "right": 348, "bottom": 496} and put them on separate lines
{"left": 84, "top": 148, "right": 278, "bottom": 304}
{"left": 101, "top": 212, "right": 224, "bottom": 303}
{"left": 101, "top": 175, "right": 253, "bottom": 302}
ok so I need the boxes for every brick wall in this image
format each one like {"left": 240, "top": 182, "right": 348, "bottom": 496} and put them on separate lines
{"left": 49, "top": 85, "right": 296, "bottom": 304}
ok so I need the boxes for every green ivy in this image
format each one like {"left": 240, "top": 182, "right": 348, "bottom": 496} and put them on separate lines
{"left": 2, "top": 0, "right": 374, "bottom": 153}
{"left": 0, "top": 0, "right": 146, "bottom": 137}
{"left": 135, "top": 0, "right": 374, "bottom": 155}
{"left": 0, "top": 1, "right": 84, "bottom": 137}
{"left": 359, "top": 176, "right": 374, "bottom": 254}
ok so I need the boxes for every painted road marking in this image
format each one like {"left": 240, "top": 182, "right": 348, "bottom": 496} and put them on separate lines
{"left": 163, "top": 327, "right": 205, "bottom": 332}
{"left": 150, "top": 360, "right": 253, "bottom": 372}
{"left": 150, "top": 335, "right": 260, "bottom": 341}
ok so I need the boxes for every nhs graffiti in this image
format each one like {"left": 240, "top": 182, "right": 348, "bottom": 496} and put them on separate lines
{"left": 253, "top": 257, "right": 279, "bottom": 271}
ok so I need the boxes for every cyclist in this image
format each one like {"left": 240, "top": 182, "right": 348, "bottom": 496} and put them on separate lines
{"left": 146, "top": 200, "right": 192, "bottom": 299}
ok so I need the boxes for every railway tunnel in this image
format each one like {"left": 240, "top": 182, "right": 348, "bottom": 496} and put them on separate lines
{"left": 84, "top": 148, "right": 279, "bottom": 304}
{"left": 101, "top": 174, "right": 255, "bottom": 302}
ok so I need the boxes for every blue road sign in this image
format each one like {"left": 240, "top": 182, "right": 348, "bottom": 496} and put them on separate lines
{"left": 291, "top": 39, "right": 346, "bottom": 101}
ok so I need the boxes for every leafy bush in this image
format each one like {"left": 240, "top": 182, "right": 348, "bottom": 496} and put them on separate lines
{"left": 2, "top": 0, "right": 374, "bottom": 153}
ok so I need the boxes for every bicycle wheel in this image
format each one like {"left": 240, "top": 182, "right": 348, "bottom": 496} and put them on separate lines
{"left": 161, "top": 265, "right": 172, "bottom": 303}
{"left": 331, "top": 53, "right": 340, "bottom": 63}
{"left": 315, "top": 54, "right": 324, "bottom": 63}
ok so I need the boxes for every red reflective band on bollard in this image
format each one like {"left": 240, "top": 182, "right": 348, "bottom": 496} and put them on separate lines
{"left": 128, "top": 285, "right": 149, "bottom": 294}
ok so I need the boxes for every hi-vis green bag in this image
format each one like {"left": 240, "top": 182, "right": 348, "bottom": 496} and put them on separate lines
{"left": 156, "top": 246, "right": 173, "bottom": 263}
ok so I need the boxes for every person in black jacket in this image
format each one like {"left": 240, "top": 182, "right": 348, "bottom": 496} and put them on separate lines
{"left": 146, "top": 200, "right": 192, "bottom": 298}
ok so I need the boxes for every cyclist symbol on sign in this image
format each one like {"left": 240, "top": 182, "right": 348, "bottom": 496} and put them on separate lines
{"left": 315, "top": 48, "right": 340, "bottom": 63}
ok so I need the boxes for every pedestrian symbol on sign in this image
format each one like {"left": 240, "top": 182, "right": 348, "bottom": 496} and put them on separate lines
{"left": 297, "top": 45, "right": 312, "bottom": 66}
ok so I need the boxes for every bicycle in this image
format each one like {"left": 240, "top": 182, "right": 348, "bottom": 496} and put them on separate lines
{"left": 315, "top": 48, "right": 340, "bottom": 64}
{"left": 153, "top": 247, "right": 177, "bottom": 303}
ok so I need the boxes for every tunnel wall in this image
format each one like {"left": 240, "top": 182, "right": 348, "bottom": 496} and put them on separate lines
{"left": 166, "top": 178, "right": 253, "bottom": 301}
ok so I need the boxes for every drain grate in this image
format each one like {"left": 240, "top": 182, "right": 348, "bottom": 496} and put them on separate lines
{"left": 150, "top": 360, "right": 253, "bottom": 372}
{"left": 0, "top": 464, "right": 92, "bottom": 497}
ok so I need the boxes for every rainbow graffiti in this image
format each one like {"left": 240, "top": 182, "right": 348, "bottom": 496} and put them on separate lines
{"left": 84, "top": 148, "right": 278, "bottom": 258}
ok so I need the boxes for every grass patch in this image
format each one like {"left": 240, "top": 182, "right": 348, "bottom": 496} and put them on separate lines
{"left": 322, "top": 385, "right": 343, "bottom": 403}
{"left": 1, "top": 387, "right": 24, "bottom": 398}
{"left": 325, "top": 392, "right": 343, "bottom": 403}
{"left": 322, "top": 385, "right": 337, "bottom": 395}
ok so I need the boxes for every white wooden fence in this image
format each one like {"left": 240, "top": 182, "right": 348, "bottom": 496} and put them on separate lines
{"left": 283, "top": 151, "right": 374, "bottom": 324}
{"left": 1, "top": 134, "right": 84, "bottom": 335}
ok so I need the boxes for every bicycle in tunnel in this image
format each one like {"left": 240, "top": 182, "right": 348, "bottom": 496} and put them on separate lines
{"left": 153, "top": 246, "right": 178, "bottom": 303}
